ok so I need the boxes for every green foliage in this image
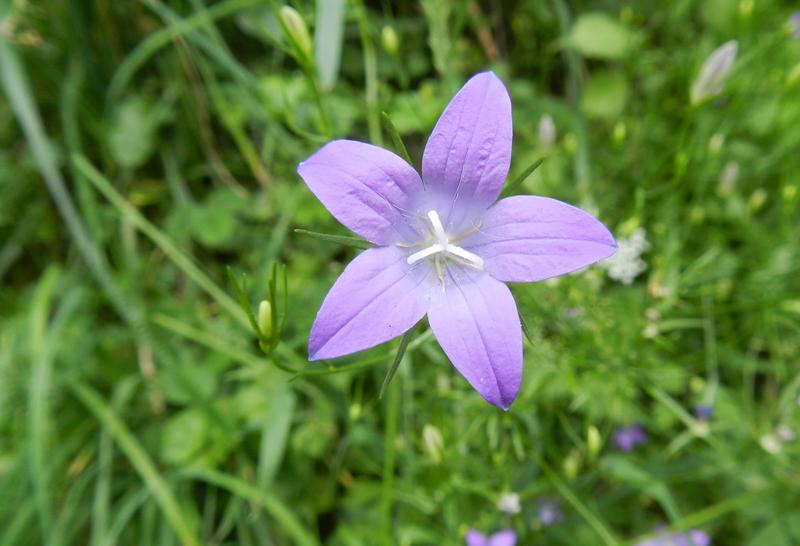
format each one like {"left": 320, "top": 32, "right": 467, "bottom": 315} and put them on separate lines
{"left": 1, "top": 1, "right": 799, "bottom": 545}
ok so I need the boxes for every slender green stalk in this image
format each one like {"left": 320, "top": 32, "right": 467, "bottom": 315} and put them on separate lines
{"left": 381, "top": 376, "right": 400, "bottom": 545}
{"left": 355, "top": 0, "right": 382, "bottom": 145}
{"left": 28, "top": 268, "right": 59, "bottom": 543}
{"left": 531, "top": 451, "right": 620, "bottom": 546}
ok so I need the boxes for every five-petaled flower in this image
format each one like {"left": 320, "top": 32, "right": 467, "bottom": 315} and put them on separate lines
{"left": 297, "top": 72, "right": 616, "bottom": 409}
{"left": 465, "top": 529, "right": 517, "bottom": 546}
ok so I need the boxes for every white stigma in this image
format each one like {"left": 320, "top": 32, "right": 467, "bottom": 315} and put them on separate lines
{"left": 406, "top": 210, "right": 484, "bottom": 270}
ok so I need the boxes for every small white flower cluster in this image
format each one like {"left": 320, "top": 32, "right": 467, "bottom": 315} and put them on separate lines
{"left": 497, "top": 492, "right": 521, "bottom": 514}
{"left": 601, "top": 228, "right": 650, "bottom": 284}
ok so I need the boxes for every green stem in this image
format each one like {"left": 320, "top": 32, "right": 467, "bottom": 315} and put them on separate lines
{"left": 381, "top": 376, "right": 400, "bottom": 544}
{"left": 355, "top": 0, "right": 382, "bottom": 145}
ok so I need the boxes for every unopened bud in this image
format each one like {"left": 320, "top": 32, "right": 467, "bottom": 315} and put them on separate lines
{"left": 717, "top": 161, "right": 739, "bottom": 197}
{"left": 613, "top": 121, "right": 626, "bottom": 147}
{"left": 279, "top": 6, "right": 313, "bottom": 67}
{"left": 690, "top": 40, "right": 738, "bottom": 105}
{"left": 708, "top": 133, "right": 725, "bottom": 155}
{"left": 537, "top": 114, "right": 556, "bottom": 149}
{"left": 783, "top": 184, "right": 797, "bottom": 204}
{"left": 587, "top": 425, "right": 602, "bottom": 458}
{"left": 748, "top": 188, "right": 767, "bottom": 212}
{"left": 422, "top": 424, "right": 444, "bottom": 464}
{"left": 258, "top": 300, "right": 272, "bottom": 335}
{"left": 563, "top": 449, "right": 581, "bottom": 480}
{"left": 381, "top": 25, "right": 399, "bottom": 56}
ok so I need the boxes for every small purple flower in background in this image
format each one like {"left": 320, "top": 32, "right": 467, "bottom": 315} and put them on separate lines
{"left": 297, "top": 72, "right": 616, "bottom": 409}
{"left": 790, "top": 12, "right": 800, "bottom": 39}
{"left": 466, "top": 529, "right": 517, "bottom": 546}
{"left": 612, "top": 424, "right": 648, "bottom": 452}
{"left": 634, "top": 529, "right": 710, "bottom": 546}
{"left": 537, "top": 499, "right": 564, "bottom": 525}
{"left": 693, "top": 405, "right": 714, "bottom": 421}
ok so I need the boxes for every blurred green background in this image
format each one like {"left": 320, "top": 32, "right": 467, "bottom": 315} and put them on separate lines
{"left": 1, "top": 1, "right": 799, "bottom": 545}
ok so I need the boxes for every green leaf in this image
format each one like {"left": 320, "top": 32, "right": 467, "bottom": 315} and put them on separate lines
{"left": 108, "top": 95, "right": 170, "bottom": 169}
{"left": 581, "top": 70, "right": 629, "bottom": 120}
{"left": 567, "top": 13, "right": 641, "bottom": 60}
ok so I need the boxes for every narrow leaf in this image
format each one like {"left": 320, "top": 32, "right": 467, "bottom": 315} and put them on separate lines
{"left": 519, "top": 313, "right": 535, "bottom": 346}
{"left": 503, "top": 158, "right": 544, "bottom": 197}
{"left": 226, "top": 266, "right": 262, "bottom": 338}
{"left": 379, "top": 327, "right": 415, "bottom": 399}
{"left": 381, "top": 111, "right": 413, "bottom": 166}
{"left": 294, "top": 228, "right": 371, "bottom": 249}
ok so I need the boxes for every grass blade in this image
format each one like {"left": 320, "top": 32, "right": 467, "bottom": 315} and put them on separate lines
{"left": 69, "top": 381, "right": 202, "bottom": 546}
{"left": 72, "top": 155, "right": 248, "bottom": 328}
{"left": 180, "top": 468, "right": 319, "bottom": 546}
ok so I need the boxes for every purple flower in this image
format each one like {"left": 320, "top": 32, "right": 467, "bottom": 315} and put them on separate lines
{"left": 297, "top": 72, "right": 616, "bottom": 409}
{"left": 790, "top": 12, "right": 800, "bottom": 39}
{"left": 537, "top": 499, "right": 564, "bottom": 525}
{"left": 635, "top": 529, "right": 710, "bottom": 546}
{"left": 693, "top": 404, "right": 713, "bottom": 421}
{"left": 466, "top": 529, "right": 517, "bottom": 546}
{"left": 612, "top": 424, "right": 648, "bottom": 452}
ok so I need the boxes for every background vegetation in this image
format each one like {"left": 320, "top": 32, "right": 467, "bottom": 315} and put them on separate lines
{"left": 1, "top": 1, "right": 799, "bottom": 544}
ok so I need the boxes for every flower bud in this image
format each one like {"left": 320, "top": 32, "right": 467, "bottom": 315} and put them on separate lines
{"left": 563, "top": 449, "right": 581, "bottom": 480}
{"left": 258, "top": 299, "right": 272, "bottom": 335}
{"left": 537, "top": 114, "right": 556, "bottom": 150}
{"left": 748, "top": 188, "right": 767, "bottom": 212}
{"left": 690, "top": 40, "right": 738, "bottom": 105}
{"left": 708, "top": 133, "right": 725, "bottom": 155}
{"left": 422, "top": 424, "right": 444, "bottom": 464}
{"left": 587, "top": 425, "right": 602, "bottom": 459}
{"left": 381, "top": 25, "right": 399, "bottom": 56}
{"left": 279, "top": 6, "right": 313, "bottom": 67}
{"left": 613, "top": 121, "right": 626, "bottom": 147}
{"left": 782, "top": 184, "right": 797, "bottom": 204}
{"left": 717, "top": 161, "right": 739, "bottom": 197}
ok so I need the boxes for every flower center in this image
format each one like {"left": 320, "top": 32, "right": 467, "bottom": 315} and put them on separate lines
{"left": 405, "top": 210, "right": 484, "bottom": 271}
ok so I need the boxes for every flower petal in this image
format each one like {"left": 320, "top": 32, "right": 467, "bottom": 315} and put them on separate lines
{"left": 463, "top": 195, "right": 617, "bottom": 283}
{"left": 428, "top": 269, "right": 522, "bottom": 409}
{"left": 298, "top": 140, "right": 424, "bottom": 245}
{"left": 309, "top": 246, "right": 432, "bottom": 360}
{"left": 422, "top": 72, "right": 512, "bottom": 232}
{"left": 489, "top": 530, "right": 518, "bottom": 546}
{"left": 465, "top": 530, "right": 489, "bottom": 546}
